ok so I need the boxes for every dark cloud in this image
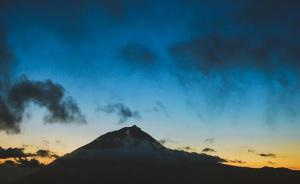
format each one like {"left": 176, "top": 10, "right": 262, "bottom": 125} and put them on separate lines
{"left": 119, "top": 42, "right": 156, "bottom": 66}
{"left": 98, "top": 103, "right": 141, "bottom": 124}
{"left": 248, "top": 149, "right": 277, "bottom": 158}
{"left": 0, "top": 146, "right": 30, "bottom": 159}
{"left": 258, "top": 153, "right": 277, "bottom": 158}
{"left": 0, "top": 27, "right": 14, "bottom": 91}
{"left": 177, "top": 146, "right": 195, "bottom": 151}
{"left": 170, "top": 34, "right": 300, "bottom": 75}
{"left": 0, "top": 97, "right": 22, "bottom": 133}
{"left": 1, "top": 158, "right": 44, "bottom": 168}
{"left": 35, "top": 149, "right": 51, "bottom": 157}
{"left": 236, "top": 0, "right": 300, "bottom": 30}
{"left": 202, "top": 148, "right": 216, "bottom": 153}
{"left": 36, "top": 149, "right": 59, "bottom": 159}
{"left": 0, "top": 25, "right": 86, "bottom": 134}
{"left": 0, "top": 27, "right": 20, "bottom": 133}
{"left": 0, "top": 146, "right": 59, "bottom": 160}
{"left": 169, "top": 32, "right": 300, "bottom": 124}
{"left": 0, "top": 0, "right": 146, "bottom": 44}
{"left": 14, "top": 158, "right": 44, "bottom": 168}
{"left": 229, "top": 159, "right": 246, "bottom": 164}
{"left": 165, "top": 0, "right": 300, "bottom": 124}
{"left": 182, "top": 146, "right": 192, "bottom": 150}
{"left": 0, "top": 76, "right": 86, "bottom": 134}
{"left": 8, "top": 76, "right": 86, "bottom": 124}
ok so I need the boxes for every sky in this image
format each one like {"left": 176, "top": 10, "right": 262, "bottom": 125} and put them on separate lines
{"left": 0, "top": 0, "right": 300, "bottom": 170}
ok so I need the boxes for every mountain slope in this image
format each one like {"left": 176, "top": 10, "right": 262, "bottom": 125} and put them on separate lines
{"left": 14, "top": 126, "right": 300, "bottom": 184}
{"left": 75, "top": 125, "right": 165, "bottom": 151}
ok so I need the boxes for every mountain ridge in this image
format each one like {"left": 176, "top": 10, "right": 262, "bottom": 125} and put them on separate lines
{"left": 75, "top": 125, "right": 165, "bottom": 151}
{"left": 13, "top": 125, "right": 300, "bottom": 184}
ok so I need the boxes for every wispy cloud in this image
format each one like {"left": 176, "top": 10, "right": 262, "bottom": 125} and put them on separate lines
{"left": 248, "top": 149, "right": 277, "bottom": 158}
{"left": 98, "top": 103, "right": 141, "bottom": 124}
{"left": 202, "top": 148, "right": 216, "bottom": 153}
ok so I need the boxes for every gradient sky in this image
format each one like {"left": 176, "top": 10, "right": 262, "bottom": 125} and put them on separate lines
{"left": 0, "top": 0, "right": 300, "bottom": 170}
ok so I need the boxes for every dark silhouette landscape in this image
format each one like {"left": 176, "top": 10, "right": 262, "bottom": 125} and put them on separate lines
{"left": 2, "top": 126, "right": 298, "bottom": 184}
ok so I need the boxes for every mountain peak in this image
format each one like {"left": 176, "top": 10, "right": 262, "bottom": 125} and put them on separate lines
{"left": 120, "top": 125, "right": 142, "bottom": 133}
{"left": 77, "top": 125, "right": 165, "bottom": 151}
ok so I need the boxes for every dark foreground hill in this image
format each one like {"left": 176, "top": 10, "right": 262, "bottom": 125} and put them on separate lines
{"left": 14, "top": 125, "right": 300, "bottom": 184}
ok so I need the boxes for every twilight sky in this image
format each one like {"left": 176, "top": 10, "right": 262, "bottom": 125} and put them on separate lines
{"left": 0, "top": 0, "right": 300, "bottom": 170}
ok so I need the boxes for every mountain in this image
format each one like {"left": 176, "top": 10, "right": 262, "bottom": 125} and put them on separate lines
{"left": 14, "top": 126, "right": 300, "bottom": 184}
{"left": 75, "top": 125, "right": 165, "bottom": 151}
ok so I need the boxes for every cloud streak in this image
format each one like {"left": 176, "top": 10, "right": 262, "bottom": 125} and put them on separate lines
{"left": 0, "top": 146, "right": 30, "bottom": 159}
{"left": 202, "top": 148, "right": 216, "bottom": 153}
{"left": 0, "top": 146, "right": 60, "bottom": 159}
{"left": 248, "top": 149, "right": 277, "bottom": 158}
{"left": 98, "top": 103, "right": 141, "bottom": 124}
{"left": 258, "top": 153, "right": 277, "bottom": 158}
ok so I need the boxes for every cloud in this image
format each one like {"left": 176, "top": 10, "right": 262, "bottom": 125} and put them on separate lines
{"left": 1, "top": 158, "right": 43, "bottom": 168}
{"left": 202, "top": 148, "right": 216, "bottom": 153}
{"left": 0, "top": 146, "right": 60, "bottom": 160}
{"left": 176, "top": 146, "right": 196, "bottom": 151}
{"left": 35, "top": 149, "right": 60, "bottom": 159}
{"left": 181, "top": 146, "right": 192, "bottom": 150}
{"left": 0, "top": 76, "right": 86, "bottom": 134}
{"left": 0, "top": 146, "right": 30, "bottom": 159}
{"left": 14, "top": 158, "right": 44, "bottom": 168}
{"left": 0, "top": 97, "right": 22, "bottom": 133}
{"left": 236, "top": 0, "right": 300, "bottom": 29}
{"left": 169, "top": 34, "right": 300, "bottom": 75}
{"left": 98, "top": 103, "right": 141, "bottom": 123}
{"left": 248, "top": 149, "right": 277, "bottom": 158}
{"left": 165, "top": 1, "right": 300, "bottom": 124}
{"left": 229, "top": 159, "right": 246, "bottom": 164}
{"left": 0, "top": 26, "right": 86, "bottom": 134}
{"left": 152, "top": 101, "right": 169, "bottom": 117}
{"left": 119, "top": 42, "right": 156, "bottom": 66}
{"left": 258, "top": 153, "right": 277, "bottom": 158}
{"left": 0, "top": 27, "right": 14, "bottom": 91}
{"left": 169, "top": 32, "right": 300, "bottom": 124}
{"left": 8, "top": 76, "right": 86, "bottom": 124}
{"left": 158, "top": 138, "right": 176, "bottom": 145}
{"left": 0, "top": 0, "right": 146, "bottom": 45}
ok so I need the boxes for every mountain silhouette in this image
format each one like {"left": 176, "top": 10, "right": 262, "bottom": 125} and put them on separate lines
{"left": 77, "top": 125, "right": 165, "bottom": 150}
{"left": 13, "top": 126, "right": 300, "bottom": 184}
